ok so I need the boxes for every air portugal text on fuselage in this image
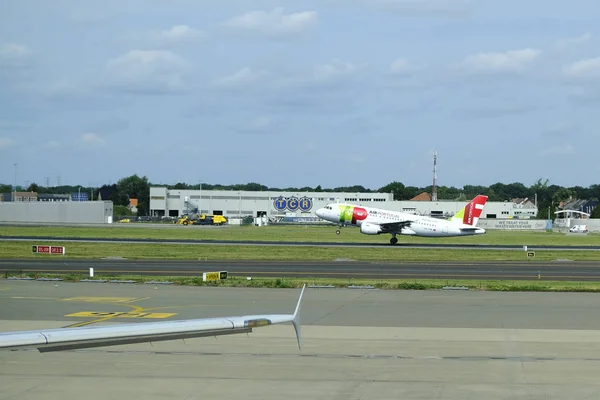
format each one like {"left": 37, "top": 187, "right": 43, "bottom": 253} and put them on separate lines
{"left": 339, "top": 205, "right": 368, "bottom": 225}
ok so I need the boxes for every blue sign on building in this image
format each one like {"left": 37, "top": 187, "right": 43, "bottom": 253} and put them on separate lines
{"left": 71, "top": 193, "right": 89, "bottom": 201}
{"left": 273, "top": 196, "right": 312, "bottom": 212}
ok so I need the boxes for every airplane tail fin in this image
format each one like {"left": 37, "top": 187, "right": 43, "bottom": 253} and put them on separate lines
{"left": 292, "top": 284, "right": 305, "bottom": 351}
{"left": 449, "top": 195, "right": 488, "bottom": 226}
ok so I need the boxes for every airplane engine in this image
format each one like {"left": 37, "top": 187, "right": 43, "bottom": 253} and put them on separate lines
{"left": 360, "top": 222, "right": 382, "bottom": 235}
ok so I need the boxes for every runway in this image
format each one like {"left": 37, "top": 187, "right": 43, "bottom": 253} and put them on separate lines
{"left": 2, "top": 258, "right": 600, "bottom": 280}
{"left": 1, "top": 235, "right": 599, "bottom": 250}
{"left": 2, "top": 281, "right": 600, "bottom": 399}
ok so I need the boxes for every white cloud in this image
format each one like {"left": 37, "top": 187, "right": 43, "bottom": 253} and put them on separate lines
{"left": 389, "top": 58, "right": 413, "bottom": 74}
{"left": 0, "top": 43, "right": 31, "bottom": 66}
{"left": 106, "top": 50, "right": 190, "bottom": 93}
{"left": 0, "top": 137, "right": 15, "bottom": 149}
{"left": 563, "top": 57, "right": 600, "bottom": 79}
{"left": 147, "top": 25, "right": 206, "bottom": 47}
{"left": 214, "top": 67, "right": 266, "bottom": 88}
{"left": 249, "top": 116, "right": 272, "bottom": 130}
{"left": 557, "top": 32, "right": 592, "bottom": 48}
{"left": 221, "top": 8, "right": 318, "bottom": 37}
{"left": 541, "top": 144, "right": 575, "bottom": 156}
{"left": 312, "top": 60, "right": 358, "bottom": 82}
{"left": 80, "top": 132, "right": 105, "bottom": 147}
{"left": 44, "top": 140, "right": 62, "bottom": 149}
{"left": 463, "top": 49, "right": 541, "bottom": 74}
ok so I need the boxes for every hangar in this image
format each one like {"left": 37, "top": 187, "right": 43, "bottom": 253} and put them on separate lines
{"left": 149, "top": 187, "right": 539, "bottom": 222}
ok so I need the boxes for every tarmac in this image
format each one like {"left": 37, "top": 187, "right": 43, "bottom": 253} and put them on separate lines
{"left": 2, "top": 280, "right": 600, "bottom": 399}
{"left": 4, "top": 258, "right": 600, "bottom": 280}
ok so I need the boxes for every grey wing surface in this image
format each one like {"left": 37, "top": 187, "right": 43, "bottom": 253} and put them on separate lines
{"left": 0, "top": 285, "right": 305, "bottom": 353}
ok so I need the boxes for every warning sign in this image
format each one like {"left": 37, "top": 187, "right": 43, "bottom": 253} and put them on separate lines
{"left": 65, "top": 311, "right": 177, "bottom": 319}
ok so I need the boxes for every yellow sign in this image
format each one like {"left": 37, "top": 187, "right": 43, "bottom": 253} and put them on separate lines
{"left": 202, "top": 271, "right": 228, "bottom": 282}
{"left": 66, "top": 311, "right": 176, "bottom": 319}
{"left": 203, "top": 272, "right": 220, "bottom": 282}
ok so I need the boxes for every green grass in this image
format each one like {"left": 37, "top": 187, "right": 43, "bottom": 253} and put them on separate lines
{"left": 0, "top": 241, "right": 598, "bottom": 261}
{"left": 6, "top": 272, "right": 600, "bottom": 292}
{"left": 0, "top": 224, "right": 598, "bottom": 246}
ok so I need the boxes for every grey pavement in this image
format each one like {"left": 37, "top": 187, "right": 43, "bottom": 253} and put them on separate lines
{"left": 1, "top": 280, "right": 600, "bottom": 399}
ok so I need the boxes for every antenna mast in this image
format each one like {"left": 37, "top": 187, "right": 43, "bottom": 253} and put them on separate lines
{"left": 432, "top": 150, "right": 438, "bottom": 201}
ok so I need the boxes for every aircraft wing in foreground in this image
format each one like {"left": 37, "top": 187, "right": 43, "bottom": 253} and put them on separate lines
{"left": 0, "top": 285, "right": 305, "bottom": 353}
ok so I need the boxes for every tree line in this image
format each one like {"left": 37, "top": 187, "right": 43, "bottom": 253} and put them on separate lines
{"left": 2, "top": 176, "right": 599, "bottom": 219}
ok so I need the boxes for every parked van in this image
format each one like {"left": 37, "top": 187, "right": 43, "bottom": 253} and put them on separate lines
{"left": 569, "top": 225, "right": 589, "bottom": 233}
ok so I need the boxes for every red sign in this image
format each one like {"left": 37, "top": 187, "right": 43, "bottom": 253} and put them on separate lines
{"left": 51, "top": 246, "right": 65, "bottom": 255}
{"left": 32, "top": 245, "right": 65, "bottom": 255}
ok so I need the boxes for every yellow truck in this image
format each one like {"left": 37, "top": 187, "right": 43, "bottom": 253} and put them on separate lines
{"left": 176, "top": 214, "right": 227, "bottom": 226}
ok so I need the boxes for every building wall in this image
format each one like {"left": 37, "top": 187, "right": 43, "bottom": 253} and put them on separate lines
{"left": 148, "top": 187, "right": 539, "bottom": 220}
{"left": 0, "top": 201, "right": 113, "bottom": 224}
{"left": 149, "top": 187, "right": 394, "bottom": 218}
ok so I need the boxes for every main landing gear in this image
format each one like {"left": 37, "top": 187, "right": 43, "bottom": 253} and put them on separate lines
{"left": 390, "top": 234, "right": 398, "bottom": 245}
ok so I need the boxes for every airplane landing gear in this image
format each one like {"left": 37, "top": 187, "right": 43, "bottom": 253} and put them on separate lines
{"left": 336, "top": 229, "right": 341, "bottom": 235}
{"left": 390, "top": 235, "right": 398, "bottom": 245}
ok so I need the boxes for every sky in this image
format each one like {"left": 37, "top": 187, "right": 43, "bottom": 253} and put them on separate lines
{"left": 1, "top": 0, "right": 599, "bottom": 190}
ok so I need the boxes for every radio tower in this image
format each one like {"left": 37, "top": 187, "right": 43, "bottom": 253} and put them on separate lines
{"left": 432, "top": 150, "right": 438, "bottom": 201}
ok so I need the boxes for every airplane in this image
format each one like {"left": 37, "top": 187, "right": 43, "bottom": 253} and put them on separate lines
{"left": 0, "top": 285, "right": 305, "bottom": 353}
{"left": 315, "top": 195, "right": 488, "bottom": 245}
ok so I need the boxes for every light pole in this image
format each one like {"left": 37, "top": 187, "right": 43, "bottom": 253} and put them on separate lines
{"left": 13, "top": 163, "right": 17, "bottom": 202}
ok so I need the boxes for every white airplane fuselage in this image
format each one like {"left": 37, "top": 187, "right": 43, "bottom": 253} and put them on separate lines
{"left": 315, "top": 203, "right": 486, "bottom": 238}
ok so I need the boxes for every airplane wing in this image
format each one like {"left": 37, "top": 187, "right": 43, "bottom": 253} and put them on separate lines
{"left": 378, "top": 220, "right": 412, "bottom": 233}
{"left": 0, "top": 285, "right": 305, "bottom": 353}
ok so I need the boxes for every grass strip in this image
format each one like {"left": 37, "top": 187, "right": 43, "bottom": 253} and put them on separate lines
{"left": 1, "top": 225, "right": 598, "bottom": 246}
{"left": 0, "top": 241, "right": 597, "bottom": 261}
{"left": 5, "top": 272, "right": 600, "bottom": 292}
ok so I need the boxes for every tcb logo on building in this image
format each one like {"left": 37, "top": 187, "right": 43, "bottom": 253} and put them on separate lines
{"left": 273, "top": 196, "right": 313, "bottom": 212}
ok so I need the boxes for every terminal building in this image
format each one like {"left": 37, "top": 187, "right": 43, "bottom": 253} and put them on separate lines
{"left": 149, "top": 187, "right": 539, "bottom": 222}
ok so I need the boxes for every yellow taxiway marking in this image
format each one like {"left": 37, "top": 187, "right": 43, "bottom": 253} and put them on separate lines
{"left": 61, "top": 297, "right": 148, "bottom": 303}
{"left": 66, "top": 311, "right": 177, "bottom": 319}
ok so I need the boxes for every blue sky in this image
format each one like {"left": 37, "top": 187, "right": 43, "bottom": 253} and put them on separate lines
{"left": 1, "top": 0, "right": 599, "bottom": 190}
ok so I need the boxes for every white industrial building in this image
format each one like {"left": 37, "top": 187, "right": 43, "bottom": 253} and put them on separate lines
{"left": 149, "top": 187, "right": 539, "bottom": 222}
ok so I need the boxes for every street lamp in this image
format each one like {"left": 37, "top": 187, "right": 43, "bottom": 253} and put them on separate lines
{"left": 13, "top": 163, "right": 17, "bottom": 202}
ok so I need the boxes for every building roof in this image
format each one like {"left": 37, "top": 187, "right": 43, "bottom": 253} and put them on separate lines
{"left": 410, "top": 192, "right": 432, "bottom": 201}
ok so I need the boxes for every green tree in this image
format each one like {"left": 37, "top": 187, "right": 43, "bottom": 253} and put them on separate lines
{"left": 592, "top": 205, "right": 600, "bottom": 219}
{"left": 27, "top": 183, "right": 40, "bottom": 192}
{"left": 379, "top": 181, "right": 407, "bottom": 200}
{"left": 116, "top": 175, "right": 150, "bottom": 215}
{"left": 113, "top": 205, "right": 133, "bottom": 218}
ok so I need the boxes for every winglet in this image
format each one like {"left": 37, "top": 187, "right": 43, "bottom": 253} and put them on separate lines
{"left": 292, "top": 284, "right": 305, "bottom": 351}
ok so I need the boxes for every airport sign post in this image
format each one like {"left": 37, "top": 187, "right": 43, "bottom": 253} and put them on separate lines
{"left": 32, "top": 245, "right": 66, "bottom": 255}
{"left": 202, "top": 271, "right": 228, "bottom": 282}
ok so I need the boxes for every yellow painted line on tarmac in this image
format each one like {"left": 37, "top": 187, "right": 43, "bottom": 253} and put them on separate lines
{"left": 11, "top": 296, "right": 59, "bottom": 300}
{"left": 66, "top": 311, "right": 177, "bottom": 319}
{"left": 61, "top": 297, "right": 146, "bottom": 303}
